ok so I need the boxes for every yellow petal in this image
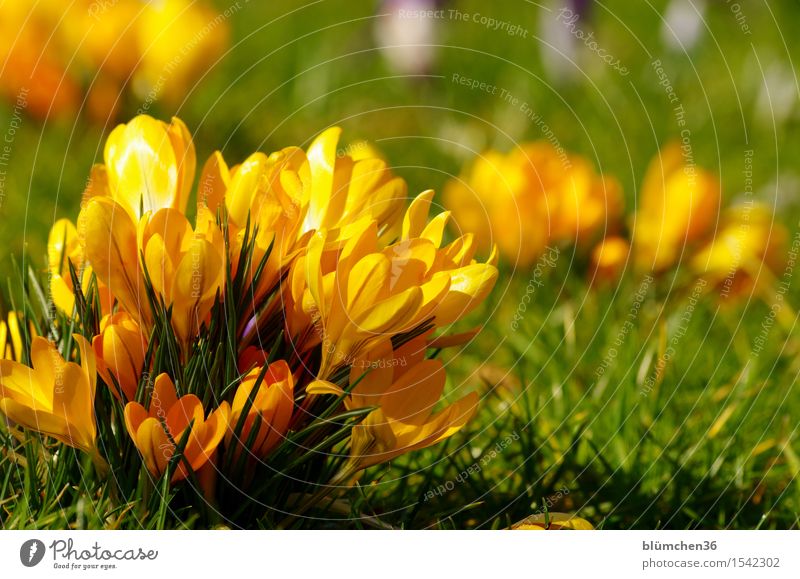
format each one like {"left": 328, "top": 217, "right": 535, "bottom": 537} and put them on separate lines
{"left": 152, "top": 373, "right": 178, "bottom": 415}
{"left": 306, "top": 380, "right": 346, "bottom": 397}
{"left": 167, "top": 116, "right": 196, "bottom": 212}
{"left": 402, "top": 190, "right": 435, "bottom": 240}
{"left": 0, "top": 397, "right": 73, "bottom": 447}
{"left": 104, "top": 115, "right": 180, "bottom": 220}
{"left": 303, "top": 126, "right": 342, "bottom": 232}
{"left": 79, "top": 197, "right": 147, "bottom": 322}
{"left": 198, "top": 151, "right": 230, "bottom": 214}
{"left": 226, "top": 152, "right": 269, "bottom": 228}
{"left": 379, "top": 359, "right": 445, "bottom": 422}
{"left": 432, "top": 264, "right": 498, "bottom": 326}
{"left": 356, "top": 286, "right": 423, "bottom": 335}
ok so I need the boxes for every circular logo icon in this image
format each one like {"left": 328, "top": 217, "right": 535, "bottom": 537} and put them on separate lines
{"left": 20, "top": 539, "right": 46, "bottom": 567}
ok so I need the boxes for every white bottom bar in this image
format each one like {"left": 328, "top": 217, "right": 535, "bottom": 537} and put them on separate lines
{"left": 2, "top": 530, "right": 798, "bottom": 578}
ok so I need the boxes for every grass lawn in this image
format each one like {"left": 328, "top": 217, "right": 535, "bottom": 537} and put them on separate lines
{"left": 2, "top": 0, "right": 800, "bottom": 529}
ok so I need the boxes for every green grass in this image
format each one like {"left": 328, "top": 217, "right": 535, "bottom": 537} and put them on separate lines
{"left": 362, "top": 266, "right": 800, "bottom": 529}
{"left": 2, "top": 0, "right": 800, "bottom": 529}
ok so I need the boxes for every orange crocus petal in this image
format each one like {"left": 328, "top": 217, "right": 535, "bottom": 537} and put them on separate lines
{"left": 124, "top": 373, "right": 229, "bottom": 482}
{"left": 93, "top": 313, "right": 146, "bottom": 401}
{"left": 184, "top": 401, "right": 229, "bottom": 475}
{"left": 228, "top": 362, "right": 295, "bottom": 459}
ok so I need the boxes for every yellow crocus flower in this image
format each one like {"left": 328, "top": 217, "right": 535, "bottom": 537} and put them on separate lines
{"left": 124, "top": 373, "right": 229, "bottom": 482}
{"left": 445, "top": 142, "right": 622, "bottom": 267}
{"left": 48, "top": 219, "right": 87, "bottom": 315}
{"left": 299, "top": 127, "right": 407, "bottom": 240}
{"left": 93, "top": 312, "right": 148, "bottom": 402}
{"left": 47, "top": 218, "right": 114, "bottom": 316}
{"left": 633, "top": 142, "right": 720, "bottom": 272}
{"left": 309, "top": 343, "right": 477, "bottom": 471}
{"left": 692, "top": 203, "right": 788, "bottom": 300}
{"left": 101, "top": 115, "right": 196, "bottom": 221}
{"left": 78, "top": 197, "right": 149, "bottom": 325}
{"left": 221, "top": 149, "right": 306, "bottom": 304}
{"left": 195, "top": 128, "right": 405, "bottom": 310}
{"left": 293, "top": 190, "right": 497, "bottom": 378}
{"left": 79, "top": 196, "right": 224, "bottom": 344}
{"left": 590, "top": 235, "right": 630, "bottom": 284}
{"left": 139, "top": 208, "right": 225, "bottom": 344}
{"left": 0, "top": 335, "right": 96, "bottom": 453}
{"left": 226, "top": 361, "right": 295, "bottom": 459}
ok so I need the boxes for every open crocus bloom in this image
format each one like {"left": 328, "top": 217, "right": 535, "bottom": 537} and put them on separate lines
{"left": 124, "top": 373, "right": 229, "bottom": 482}
{"left": 291, "top": 190, "right": 498, "bottom": 379}
{"left": 308, "top": 338, "right": 477, "bottom": 471}
{"left": 348, "top": 359, "right": 477, "bottom": 470}
{"left": 298, "top": 127, "right": 407, "bottom": 240}
{"left": 0, "top": 335, "right": 96, "bottom": 452}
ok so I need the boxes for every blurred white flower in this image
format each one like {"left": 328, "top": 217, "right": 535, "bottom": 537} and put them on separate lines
{"left": 375, "top": 0, "right": 441, "bottom": 75}
{"left": 661, "top": 0, "right": 707, "bottom": 52}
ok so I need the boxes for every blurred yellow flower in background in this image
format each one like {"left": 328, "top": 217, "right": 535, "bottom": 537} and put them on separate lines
{"left": 445, "top": 142, "right": 622, "bottom": 268}
{"left": 590, "top": 235, "right": 631, "bottom": 285}
{"left": 692, "top": 203, "right": 788, "bottom": 301}
{"left": 0, "top": 0, "right": 228, "bottom": 121}
{"left": 133, "top": 0, "right": 230, "bottom": 108}
{"left": 633, "top": 141, "right": 720, "bottom": 272}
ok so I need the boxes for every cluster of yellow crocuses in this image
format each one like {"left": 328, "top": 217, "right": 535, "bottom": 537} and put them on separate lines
{"left": 444, "top": 142, "right": 623, "bottom": 269}
{"left": 0, "top": 114, "right": 498, "bottom": 491}
{"left": 447, "top": 140, "right": 786, "bottom": 297}
{"left": 0, "top": 0, "right": 227, "bottom": 121}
